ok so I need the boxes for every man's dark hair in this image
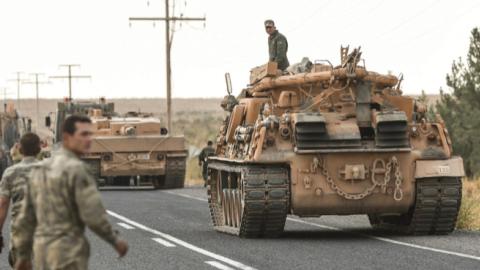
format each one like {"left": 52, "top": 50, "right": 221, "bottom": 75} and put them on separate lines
{"left": 20, "top": 133, "right": 41, "bottom": 156}
{"left": 207, "top": 140, "right": 213, "bottom": 146}
{"left": 62, "top": 115, "right": 92, "bottom": 135}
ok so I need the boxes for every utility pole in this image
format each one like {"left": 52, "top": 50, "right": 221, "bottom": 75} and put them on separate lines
{"left": 7, "top": 72, "right": 28, "bottom": 112}
{"left": 23, "top": 73, "right": 50, "bottom": 130}
{"left": 50, "top": 64, "right": 91, "bottom": 100}
{"left": 129, "top": 0, "right": 206, "bottom": 133}
{"left": 0, "top": 87, "right": 12, "bottom": 112}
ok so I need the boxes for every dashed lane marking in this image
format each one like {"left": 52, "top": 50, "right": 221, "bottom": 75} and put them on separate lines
{"left": 166, "top": 190, "right": 480, "bottom": 262}
{"left": 152, "top": 237, "right": 176, "bottom": 247}
{"left": 117, "top": 222, "right": 135, "bottom": 230}
{"left": 107, "top": 210, "right": 257, "bottom": 270}
{"left": 288, "top": 217, "right": 480, "bottom": 262}
{"left": 205, "top": 261, "right": 236, "bottom": 270}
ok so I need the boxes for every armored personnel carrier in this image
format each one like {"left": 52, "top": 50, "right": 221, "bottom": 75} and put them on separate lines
{"left": 47, "top": 98, "right": 187, "bottom": 189}
{"left": 207, "top": 47, "right": 464, "bottom": 237}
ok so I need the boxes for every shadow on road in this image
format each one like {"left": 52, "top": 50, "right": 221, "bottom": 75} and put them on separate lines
{"left": 280, "top": 229, "right": 374, "bottom": 241}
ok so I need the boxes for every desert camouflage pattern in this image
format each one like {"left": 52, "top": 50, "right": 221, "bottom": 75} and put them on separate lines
{"left": 13, "top": 147, "right": 118, "bottom": 269}
{"left": 0, "top": 156, "right": 38, "bottom": 263}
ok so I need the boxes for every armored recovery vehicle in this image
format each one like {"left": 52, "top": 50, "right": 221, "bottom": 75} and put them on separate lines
{"left": 207, "top": 47, "right": 464, "bottom": 237}
{"left": 47, "top": 98, "right": 187, "bottom": 189}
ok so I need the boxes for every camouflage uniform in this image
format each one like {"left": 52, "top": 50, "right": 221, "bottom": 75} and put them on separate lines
{"left": 199, "top": 146, "right": 215, "bottom": 182}
{"left": 268, "top": 30, "right": 289, "bottom": 71}
{"left": 0, "top": 156, "right": 38, "bottom": 266}
{"left": 13, "top": 147, "right": 119, "bottom": 270}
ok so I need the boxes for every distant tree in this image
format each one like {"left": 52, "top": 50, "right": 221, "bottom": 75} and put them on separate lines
{"left": 436, "top": 28, "right": 480, "bottom": 177}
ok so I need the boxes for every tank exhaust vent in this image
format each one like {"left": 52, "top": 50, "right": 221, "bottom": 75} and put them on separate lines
{"left": 374, "top": 111, "right": 409, "bottom": 148}
{"left": 293, "top": 113, "right": 361, "bottom": 150}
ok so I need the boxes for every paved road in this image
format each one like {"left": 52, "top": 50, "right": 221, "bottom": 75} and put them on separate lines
{"left": 1, "top": 187, "right": 479, "bottom": 270}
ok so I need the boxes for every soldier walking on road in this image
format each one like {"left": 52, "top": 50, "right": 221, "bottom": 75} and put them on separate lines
{"left": 265, "top": 19, "right": 290, "bottom": 71}
{"left": 0, "top": 133, "right": 41, "bottom": 268}
{"left": 13, "top": 115, "right": 128, "bottom": 270}
{"left": 199, "top": 141, "right": 215, "bottom": 187}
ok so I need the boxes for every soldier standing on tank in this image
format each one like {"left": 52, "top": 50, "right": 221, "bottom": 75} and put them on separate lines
{"left": 0, "top": 133, "right": 41, "bottom": 268}
{"left": 13, "top": 115, "right": 128, "bottom": 270}
{"left": 199, "top": 141, "right": 215, "bottom": 187}
{"left": 265, "top": 19, "right": 289, "bottom": 71}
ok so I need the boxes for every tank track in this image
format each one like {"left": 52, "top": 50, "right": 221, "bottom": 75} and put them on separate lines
{"left": 406, "top": 177, "right": 462, "bottom": 235}
{"left": 208, "top": 163, "right": 289, "bottom": 238}
{"left": 369, "top": 177, "right": 462, "bottom": 235}
{"left": 162, "top": 157, "right": 186, "bottom": 189}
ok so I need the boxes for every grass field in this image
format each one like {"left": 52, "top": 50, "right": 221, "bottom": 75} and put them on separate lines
{"left": 457, "top": 178, "right": 480, "bottom": 230}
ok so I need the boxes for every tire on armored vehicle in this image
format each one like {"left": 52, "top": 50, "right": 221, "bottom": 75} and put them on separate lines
{"left": 207, "top": 47, "right": 465, "bottom": 238}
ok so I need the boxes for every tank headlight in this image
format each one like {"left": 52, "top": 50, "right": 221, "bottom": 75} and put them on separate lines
{"left": 157, "top": 153, "right": 165, "bottom": 160}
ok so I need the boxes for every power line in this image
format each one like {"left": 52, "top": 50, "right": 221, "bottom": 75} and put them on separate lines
{"left": 49, "top": 64, "right": 91, "bottom": 100}
{"left": 7, "top": 72, "right": 28, "bottom": 112}
{"left": 0, "top": 87, "right": 14, "bottom": 112}
{"left": 23, "top": 73, "right": 51, "bottom": 130}
{"left": 129, "top": 0, "right": 206, "bottom": 133}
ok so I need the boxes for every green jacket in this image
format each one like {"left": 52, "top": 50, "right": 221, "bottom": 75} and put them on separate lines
{"left": 268, "top": 30, "right": 290, "bottom": 70}
{"left": 199, "top": 146, "right": 215, "bottom": 164}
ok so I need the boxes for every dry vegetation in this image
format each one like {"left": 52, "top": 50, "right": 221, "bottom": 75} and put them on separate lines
{"left": 457, "top": 178, "right": 480, "bottom": 230}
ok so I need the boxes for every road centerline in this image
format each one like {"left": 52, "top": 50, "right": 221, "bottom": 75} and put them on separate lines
{"left": 107, "top": 210, "right": 257, "bottom": 270}
{"left": 117, "top": 222, "right": 135, "bottom": 230}
{"left": 205, "top": 260, "right": 236, "bottom": 270}
{"left": 152, "top": 237, "right": 176, "bottom": 247}
{"left": 165, "top": 190, "right": 480, "bottom": 262}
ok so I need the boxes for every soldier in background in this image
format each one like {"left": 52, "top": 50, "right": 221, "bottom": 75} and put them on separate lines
{"left": 13, "top": 115, "right": 128, "bottom": 270}
{"left": 199, "top": 141, "right": 215, "bottom": 187}
{"left": 0, "top": 133, "right": 41, "bottom": 268}
{"left": 265, "top": 19, "right": 290, "bottom": 71}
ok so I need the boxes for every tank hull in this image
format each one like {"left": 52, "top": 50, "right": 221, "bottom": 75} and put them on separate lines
{"left": 84, "top": 135, "right": 187, "bottom": 188}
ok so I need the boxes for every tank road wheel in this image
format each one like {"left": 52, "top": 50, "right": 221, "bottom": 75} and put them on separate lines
{"left": 162, "top": 157, "right": 186, "bottom": 189}
{"left": 369, "top": 177, "right": 462, "bottom": 235}
{"left": 207, "top": 165, "right": 289, "bottom": 238}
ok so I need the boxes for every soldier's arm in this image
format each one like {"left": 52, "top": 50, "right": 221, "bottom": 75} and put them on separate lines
{"left": 274, "top": 37, "right": 288, "bottom": 62}
{"left": 0, "top": 169, "right": 12, "bottom": 232}
{"left": 12, "top": 177, "right": 36, "bottom": 261}
{"left": 73, "top": 166, "right": 119, "bottom": 246}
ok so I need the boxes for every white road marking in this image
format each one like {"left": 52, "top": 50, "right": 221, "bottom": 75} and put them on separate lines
{"left": 167, "top": 190, "right": 480, "bottom": 262}
{"left": 152, "top": 237, "right": 176, "bottom": 247}
{"left": 107, "top": 210, "right": 256, "bottom": 270}
{"left": 117, "top": 222, "right": 135, "bottom": 230}
{"left": 288, "top": 217, "right": 480, "bottom": 262}
{"left": 205, "top": 261, "right": 236, "bottom": 270}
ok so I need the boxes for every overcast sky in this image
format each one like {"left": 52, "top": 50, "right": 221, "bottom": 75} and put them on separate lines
{"left": 0, "top": 0, "right": 479, "bottom": 100}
